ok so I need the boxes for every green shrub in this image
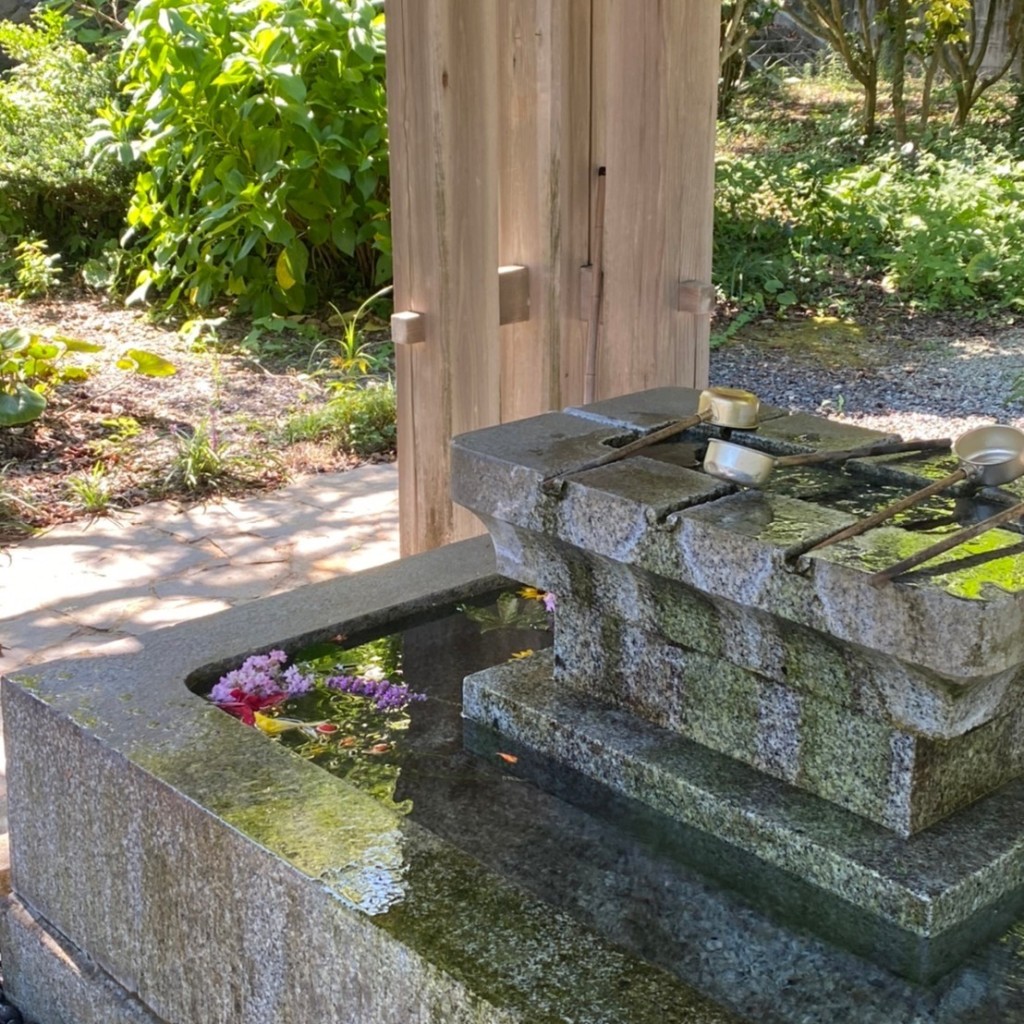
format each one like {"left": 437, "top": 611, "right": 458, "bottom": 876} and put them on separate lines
{"left": 0, "top": 10, "right": 128, "bottom": 275}
{"left": 715, "top": 124, "right": 1024, "bottom": 315}
{"left": 93, "top": 0, "right": 390, "bottom": 315}
{"left": 284, "top": 380, "right": 395, "bottom": 455}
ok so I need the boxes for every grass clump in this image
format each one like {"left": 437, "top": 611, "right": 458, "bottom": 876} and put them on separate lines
{"left": 165, "top": 421, "right": 272, "bottom": 495}
{"left": 283, "top": 381, "right": 395, "bottom": 457}
{"left": 66, "top": 461, "right": 113, "bottom": 513}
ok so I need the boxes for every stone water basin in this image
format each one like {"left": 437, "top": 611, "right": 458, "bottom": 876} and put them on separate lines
{"left": 5, "top": 540, "right": 1024, "bottom": 1021}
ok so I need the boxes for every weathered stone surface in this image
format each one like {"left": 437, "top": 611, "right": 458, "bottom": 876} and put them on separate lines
{"left": 464, "top": 651, "right": 1024, "bottom": 967}
{"left": 554, "top": 602, "right": 1024, "bottom": 834}
{"left": 1, "top": 539, "right": 740, "bottom": 1024}
{"left": 0, "top": 897, "right": 163, "bottom": 1024}
{"left": 493, "top": 525, "right": 1024, "bottom": 739}
{"left": 453, "top": 387, "right": 1024, "bottom": 846}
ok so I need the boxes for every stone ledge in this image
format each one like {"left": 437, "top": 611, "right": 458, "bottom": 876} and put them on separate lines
{"left": 463, "top": 652, "right": 1024, "bottom": 959}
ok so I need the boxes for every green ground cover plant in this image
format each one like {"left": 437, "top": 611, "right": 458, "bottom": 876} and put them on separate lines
{"left": 714, "top": 74, "right": 1024, "bottom": 329}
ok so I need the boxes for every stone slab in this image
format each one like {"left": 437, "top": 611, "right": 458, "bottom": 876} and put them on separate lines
{"left": 0, "top": 897, "right": 164, "bottom": 1024}
{"left": 0, "top": 539, "right": 740, "bottom": 1024}
{"left": 463, "top": 651, "right": 1024, "bottom": 972}
{"left": 554, "top": 602, "right": 1024, "bottom": 835}
{"left": 498, "top": 525, "right": 1024, "bottom": 739}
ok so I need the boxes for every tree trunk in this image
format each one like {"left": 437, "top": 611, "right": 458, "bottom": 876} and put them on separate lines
{"left": 891, "top": 0, "right": 909, "bottom": 142}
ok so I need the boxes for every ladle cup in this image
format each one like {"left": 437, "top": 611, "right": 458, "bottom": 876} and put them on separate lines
{"left": 543, "top": 386, "right": 759, "bottom": 484}
{"left": 702, "top": 436, "right": 952, "bottom": 489}
{"left": 794, "top": 425, "right": 1024, "bottom": 558}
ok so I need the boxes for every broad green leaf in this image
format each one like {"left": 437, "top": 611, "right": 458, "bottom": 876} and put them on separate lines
{"left": 275, "top": 249, "right": 295, "bottom": 290}
{"left": 59, "top": 337, "right": 104, "bottom": 353}
{"left": 0, "top": 329, "right": 31, "bottom": 354}
{"left": 117, "top": 349, "right": 177, "bottom": 377}
{"left": 0, "top": 385, "right": 47, "bottom": 426}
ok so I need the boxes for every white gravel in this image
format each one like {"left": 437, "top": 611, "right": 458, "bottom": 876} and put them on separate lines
{"left": 709, "top": 327, "right": 1024, "bottom": 440}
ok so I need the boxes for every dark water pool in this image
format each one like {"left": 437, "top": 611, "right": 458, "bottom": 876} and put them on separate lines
{"left": 200, "top": 597, "right": 1024, "bottom": 1024}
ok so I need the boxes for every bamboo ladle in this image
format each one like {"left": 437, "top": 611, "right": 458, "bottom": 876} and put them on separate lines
{"left": 791, "top": 425, "right": 1024, "bottom": 559}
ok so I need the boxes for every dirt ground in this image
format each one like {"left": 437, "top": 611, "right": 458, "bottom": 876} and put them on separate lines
{"left": 0, "top": 292, "right": 378, "bottom": 542}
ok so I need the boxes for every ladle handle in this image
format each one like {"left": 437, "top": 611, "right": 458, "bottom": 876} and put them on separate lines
{"left": 869, "top": 499, "right": 1024, "bottom": 586}
{"left": 791, "top": 467, "right": 967, "bottom": 558}
{"left": 542, "top": 410, "right": 709, "bottom": 483}
{"left": 774, "top": 438, "right": 952, "bottom": 468}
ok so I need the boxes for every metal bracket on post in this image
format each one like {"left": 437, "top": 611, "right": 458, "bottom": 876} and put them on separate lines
{"left": 498, "top": 265, "right": 530, "bottom": 325}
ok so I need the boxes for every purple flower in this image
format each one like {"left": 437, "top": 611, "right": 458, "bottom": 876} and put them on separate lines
{"left": 542, "top": 591, "right": 557, "bottom": 613}
{"left": 282, "top": 664, "right": 315, "bottom": 696}
{"left": 325, "top": 672, "right": 425, "bottom": 711}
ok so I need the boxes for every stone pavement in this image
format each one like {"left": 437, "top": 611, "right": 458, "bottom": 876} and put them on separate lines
{"left": 0, "top": 462, "right": 401, "bottom": 847}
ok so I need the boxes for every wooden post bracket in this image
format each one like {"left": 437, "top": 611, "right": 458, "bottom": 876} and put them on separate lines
{"left": 392, "top": 266, "right": 530, "bottom": 345}
{"left": 677, "top": 279, "right": 716, "bottom": 315}
{"left": 390, "top": 310, "right": 426, "bottom": 346}
{"left": 498, "top": 264, "right": 530, "bottom": 325}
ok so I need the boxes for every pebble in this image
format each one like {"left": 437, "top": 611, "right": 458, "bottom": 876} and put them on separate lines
{"left": 710, "top": 328, "right": 1024, "bottom": 440}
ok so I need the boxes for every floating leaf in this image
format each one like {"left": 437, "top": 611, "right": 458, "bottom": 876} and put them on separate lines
{"left": 458, "top": 592, "right": 551, "bottom": 632}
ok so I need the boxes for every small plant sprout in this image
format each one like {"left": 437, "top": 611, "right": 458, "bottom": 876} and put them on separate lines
{"left": 329, "top": 284, "right": 393, "bottom": 377}
{"left": 66, "top": 462, "right": 113, "bottom": 513}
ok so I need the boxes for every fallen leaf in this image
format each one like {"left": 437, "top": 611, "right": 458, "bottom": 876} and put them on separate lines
{"left": 368, "top": 742, "right": 391, "bottom": 755}
{"left": 497, "top": 752, "right": 518, "bottom": 764}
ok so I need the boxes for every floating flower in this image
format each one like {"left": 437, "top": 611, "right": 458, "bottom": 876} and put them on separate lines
{"left": 213, "top": 687, "right": 286, "bottom": 726}
{"left": 325, "top": 673, "right": 426, "bottom": 712}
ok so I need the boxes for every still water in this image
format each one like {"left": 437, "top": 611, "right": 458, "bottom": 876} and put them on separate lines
{"left": 214, "top": 599, "right": 1024, "bottom": 1024}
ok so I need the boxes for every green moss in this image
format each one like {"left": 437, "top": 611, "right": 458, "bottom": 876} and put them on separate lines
{"left": 726, "top": 317, "right": 883, "bottom": 370}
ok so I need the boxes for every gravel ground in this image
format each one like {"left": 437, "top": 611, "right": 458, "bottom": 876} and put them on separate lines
{"left": 710, "top": 326, "right": 1024, "bottom": 439}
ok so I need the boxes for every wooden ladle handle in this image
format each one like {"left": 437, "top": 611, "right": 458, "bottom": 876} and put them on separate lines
{"left": 542, "top": 410, "right": 709, "bottom": 483}
{"left": 869, "top": 498, "right": 1024, "bottom": 585}
{"left": 774, "top": 437, "right": 952, "bottom": 468}
{"left": 790, "top": 467, "right": 967, "bottom": 558}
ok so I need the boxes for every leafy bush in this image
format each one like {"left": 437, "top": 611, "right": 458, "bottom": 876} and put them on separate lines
{"left": 715, "top": 107, "right": 1024, "bottom": 316}
{"left": 94, "top": 0, "right": 390, "bottom": 315}
{"left": 0, "top": 10, "right": 128, "bottom": 275}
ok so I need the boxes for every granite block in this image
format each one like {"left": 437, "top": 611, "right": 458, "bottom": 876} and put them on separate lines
{"left": 462, "top": 652, "right": 1024, "bottom": 946}
{"left": 554, "top": 605, "right": 1024, "bottom": 834}
{"left": 485, "top": 519, "right": 1024, "bottom": 738}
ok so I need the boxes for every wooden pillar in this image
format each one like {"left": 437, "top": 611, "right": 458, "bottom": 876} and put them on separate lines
{"left": 496, "top": 0, "right": 592, "bottom": 421}
{"left": 387, "top": 0, "right": 719, "bottom": 553}
{"left": 387, "top": 0, "right": 501, "bottom": 555}
{"left": 591, "top": 0, "right": 718, "bottom": 395}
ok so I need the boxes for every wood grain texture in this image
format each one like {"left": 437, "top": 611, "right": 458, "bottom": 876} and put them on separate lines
{"left": 387, "top": 0, "right": 500, "bottom": 554}
{"left": 387, "top": 0, "right": 717, "bottom": 551}
{"left": 497, "top": 0, "right": 591, "bottom": 420}
{"left": 595, "top": 0, "right": 718, "bottom": 396}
